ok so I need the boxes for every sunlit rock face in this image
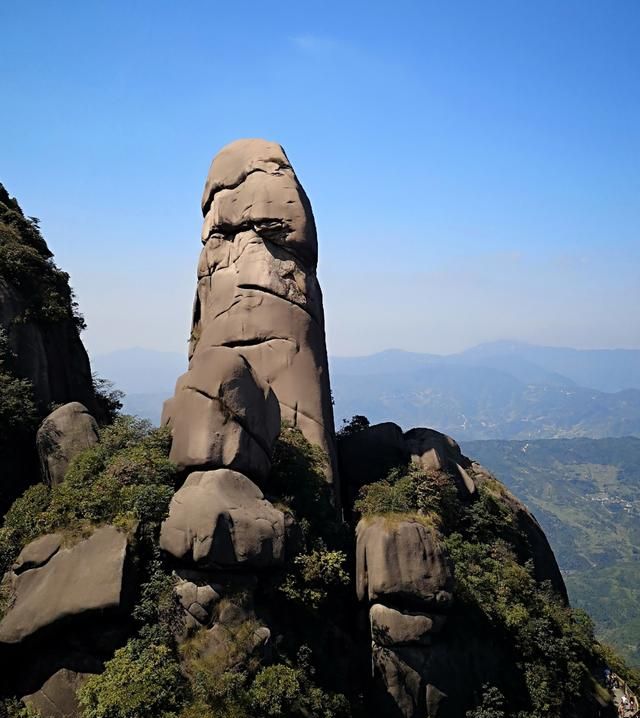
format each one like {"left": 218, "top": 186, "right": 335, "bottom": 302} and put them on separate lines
{"left": 170, "top": 139, "right": 338, "bottom": 495}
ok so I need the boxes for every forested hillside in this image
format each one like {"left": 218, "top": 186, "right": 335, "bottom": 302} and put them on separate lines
{"left": 464, "top": 437, "right": 640, "bottom": 665}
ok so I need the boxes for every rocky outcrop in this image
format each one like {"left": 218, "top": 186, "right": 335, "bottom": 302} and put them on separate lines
{"left": 160, "top": 469, "right": 286, "bottom": 569}
{"left": 22, "top": 669, "right": 89, "bottom": 718}
{"left": 339, "top": 423, "right": 476, "bottom": 514}
{"left": 356, "top": 518, "right": 453, "bottom": 609}
{"left": 165, "top": 139, "right": 338, "bottom": 495}
{"left": 36, "top": 403, "right": 99, "bottom": 486}
{"left": 12, "top": 534, "right": 63, "bottom": 574}
{"left": 369, "top": 604, "right": 446, "bottom": 647}
{"left": 162, "top": 346, "right": 280, "bottom": 481}
{"left": 0, "top": 526, "right": 132, "bottom": 645}
{"left": 0, "top": 185, "right": 101, "bottom": 513}
{"left": 471, "top": 461, "right": 568, "bottom": 601}
{"left": 0, "top": 186, "right": 97, "bottom": 414}
{"left": 342, "top": 422, "right": 570, "bottom": 717}
{"left": 356, "top": 517, "right": 454, "bottom": 718}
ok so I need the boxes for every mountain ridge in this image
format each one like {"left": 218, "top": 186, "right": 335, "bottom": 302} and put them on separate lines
{"left": 94, "top": 344, "right": 640, "bottom": 438}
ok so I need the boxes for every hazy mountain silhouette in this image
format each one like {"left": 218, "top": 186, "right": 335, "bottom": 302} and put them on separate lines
{"left": 93, "top": 343, "right": 640, "bottom": 438}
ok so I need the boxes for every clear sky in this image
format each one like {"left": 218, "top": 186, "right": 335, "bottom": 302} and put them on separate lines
{"left": 2, "top": 0, "right": 639, "bottom": 357}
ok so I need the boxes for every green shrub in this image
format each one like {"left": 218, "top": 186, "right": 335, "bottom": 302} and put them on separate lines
{"left": 269, "top": 425, "right": 345, "bottom": 548}
{"left": 336, "top": 414, "right": 370, "bottom": 437}
{"left": 0, "top": 193, "right": 85, "bottom": 330}
{"left": 466, "top": 685, "right": 506, "bottom": 718}
{"left": 0, "top": 698, "right": 42, "bottom": 717}
{"left": 92, "top": 374, "right": 124, "bottom": 424}
{"left": 445, "top": 506, "right": 610, "bottom": 717}
{"left": 0, "top": 417, "right": 176, "bottom": 577}
{"left": 248, "top": 662, "right": 350, "bottom": 718}
{"left": 280, "top": 549, "right": 350, "bottom": 609}
{"left": 250, "top": 665, "right": 300, "bottom": 716}
{"left": 354, "top": 463, "right": 460, "bottom": 526}
{"left": 78, "top": 636, "right": 187, "bottom": 718}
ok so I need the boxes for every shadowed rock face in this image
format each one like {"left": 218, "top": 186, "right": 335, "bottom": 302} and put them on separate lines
{"left": 183, "top": 139, "right": 337, "bottom": 493}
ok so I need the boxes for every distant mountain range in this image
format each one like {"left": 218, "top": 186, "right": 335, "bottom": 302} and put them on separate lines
{"left": 93, "top": 341, "right": 640, "bottom": 440}
{"left": 464, "top": 436, "right": 640, "bottom": 665}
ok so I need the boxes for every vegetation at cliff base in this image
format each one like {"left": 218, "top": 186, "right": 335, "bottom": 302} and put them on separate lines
{"left": 0, "top": 416, "right": 177, "bottom": 580}
{"left": 351, "top": 452, "right": 631, "bottom": 717}
{"left": 465, "top": 437, "right": 640, "bottom": 666}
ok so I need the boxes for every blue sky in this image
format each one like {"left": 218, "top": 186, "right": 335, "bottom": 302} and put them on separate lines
{"left": 2, "top": 0, "right": 639, "bottom": 357}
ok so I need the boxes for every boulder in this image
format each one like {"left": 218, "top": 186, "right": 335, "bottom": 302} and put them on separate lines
{"left": 162, "top": 346, "right": 280, "bottom": 481}
{"left": 160, "top": 469, "right": 285, "bottom": 569}
{"left": 370, "top": 604, "right": 446, "bottom": 647}
{"left": 175, "top": 578, "right": 220, "bottom": 626}
{"left": 22, "top": 668, "right": 90, "bottom": 718}
{"left": 36, "top": 403, "right": 99, "bottom": 486}
{"left": 372, "top": 644, "right": 423, "bottom": 718}
{"left": 404, "top": 427, "right": 475, "bottom": 496}
{"left": 173, "top": 139, "right": 338, "bottom": 496}
{"left": 13, "top": 533, "right": 62, "bottom": 574}
{"left": 338, "top": 422, "right": 410, "bottom": 511}
{"left": 0, "top": 526, "right": 132, "bottom": 645}
{"left": 356, "top": 518, "right": 453, "bottom": 609}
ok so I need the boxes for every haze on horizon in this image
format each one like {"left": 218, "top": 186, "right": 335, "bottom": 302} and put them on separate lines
{"left": 2, "top": 1, "right": 639, "bottom": 359}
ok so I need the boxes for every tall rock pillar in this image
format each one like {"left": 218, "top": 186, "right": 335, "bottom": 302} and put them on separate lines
{"left": 164, "top": 139, "right": 338, "bottom": 497}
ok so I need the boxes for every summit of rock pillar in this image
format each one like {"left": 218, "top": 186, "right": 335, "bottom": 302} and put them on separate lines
{"left": 165, "top": 139, "right": 338, "bottom": 496}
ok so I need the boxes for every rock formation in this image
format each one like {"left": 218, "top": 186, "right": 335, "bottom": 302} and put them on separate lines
{"left": 160, "top": 469, "right": 286, "bottom": 569}
{"left": 0, "top": 184, "right": 97, "bottom": 415}
{"left": 0, "top": 527, "right": 134, "bottom": 702}
{"left": 37, "top": 403, "right": 100, "bottom": 486}
{"left": 0, "top": 184, "right": 102, "bottom": 512}
{"left": 163, "top": 139, "right": 338, "bottom": 496}
{"left": 340, "top": 421, "right": 570, "bottom": 717}
{"left": 0, "top": 526, "right": 132, "bottom": 645}
{"left": 0, "top": 151, "right": 618, "bottom": 718}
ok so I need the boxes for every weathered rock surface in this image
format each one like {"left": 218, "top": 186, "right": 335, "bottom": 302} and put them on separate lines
{"left": 36, "top": 403, "right": 99, "bottom": 486}
{"left": 175, "top": 577, "right": 220, "bottom": 626}
{"left": 404, "top": 427, "right": 476, "bottom": 496}
{"left": 0, "top": 526, "right": 131, "bottom": 645}
{"left": 162, "top": 346, "right": 280, "bottom": 481}
{"left": 22, "top": 669, "right": 89, "bottom": 718}
{"left": 12, "top": 533, "right": 62, "bottom": 575}
{"left": 356, "top": 518, "right": 453, "bottom": 609}
{"left": 370, "top": 604, "right": 446, "bottom": 647}
{"left": 372, "top": 644, "right": 424, "bottom": 718}
{"left": 160, "top": 469, "right": 285, "bottom": 569}
{"left": 342, "top": 423, "right": 572, "bottom": 717}
{"left": 0, "top": 279, "right": 96, "bottom": 416}
{"left": 169, "top": 139, "right": 337, "bottom": 494}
